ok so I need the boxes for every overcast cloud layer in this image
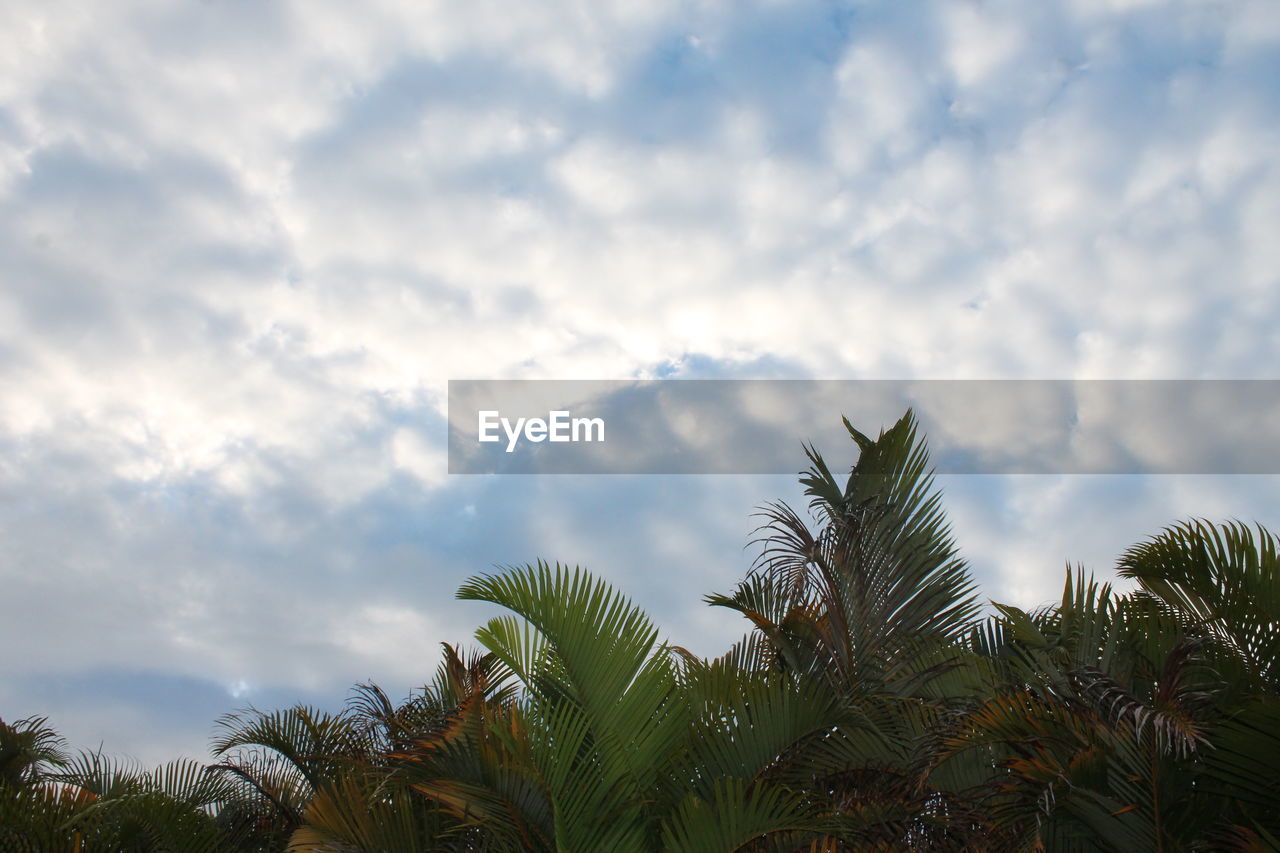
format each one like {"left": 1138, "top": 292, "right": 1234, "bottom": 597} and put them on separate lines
{"left": 2, "top": 0, "right": 1278, "bottom": 764}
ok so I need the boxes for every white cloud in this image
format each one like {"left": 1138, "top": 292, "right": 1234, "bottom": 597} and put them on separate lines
{"left": 335, "top": 603, "right": 442, "bottom": 683}
{"left": 943, "top": 3, "right": 1025, "bottom": 89}
{"left": 1, "top": 0, "right": 1278, "bottom": 761}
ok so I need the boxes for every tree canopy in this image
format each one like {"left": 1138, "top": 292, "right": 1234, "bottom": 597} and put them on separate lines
{"left": 4, "top": 411, "right": 1277, "bottom": 852}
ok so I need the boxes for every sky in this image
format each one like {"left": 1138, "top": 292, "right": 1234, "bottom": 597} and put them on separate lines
{"left": 2, "top": 0, "right": 1279, "bottom": 766}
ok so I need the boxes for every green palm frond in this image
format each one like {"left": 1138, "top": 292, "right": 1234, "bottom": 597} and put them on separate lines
{"left": 715, "top": 411, "right": 980, "bottom": 698}
{"left": 0, "top": 716, "right": 69, "bottom": 788}
{"left": 0, "top": 779, "right": 89, "bottom": 852}
{"left": 457, "top": 562, "right": 688, "bottom": 851}
{"left": 1200, "top": 698, "right": 1280, "bottom": 838}
{"left": 52, "top": 754, "right": 239, "bottom": 852}
{"left": 211, "top": 705, "right": 368, "bottom": 792}
{"left": 683, "top": 671, "right": 840, "bottom": 790}
{"left": 287, "top": 767, "right": 448, "bottom": 853}
{"left": 460, "top": 561, "right": 688, "bottom": 788}
{"left": 402, "top": 698, "right": 554, "bottom": 852}
{"left": 660, "top": 777, "right": 823, "bottom": 853}
{"left": 1119, "top": 519, "right": 1280, "bottom": 696}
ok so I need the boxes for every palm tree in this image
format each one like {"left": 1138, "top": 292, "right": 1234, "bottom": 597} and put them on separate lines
{"left": 706, "top": 411, "right": 992, "bottom": 849}
{"left": 1, "top": 716, "right": 78, "bottom": 851}
{"left": 8, "top": 411, "right": 1278, "bottom": 853}
{"left": 1, "top": 717, "right": 238, "bottom": 853}
{"left": 210, "top": 645, "right": 507, "bottom": 851}
{"left": 710, "top": 411, "right": 980, "bottom": 696}
{"left": 944, "top": 520, "right": 1280, "bottom": 851}
{"left": 397, "top": 561, "right": 841, "bottom": 852}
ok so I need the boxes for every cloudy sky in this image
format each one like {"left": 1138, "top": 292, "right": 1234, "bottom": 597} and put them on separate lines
{"left": 2, "top": 0, "right": 1278, "bottom": 765}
